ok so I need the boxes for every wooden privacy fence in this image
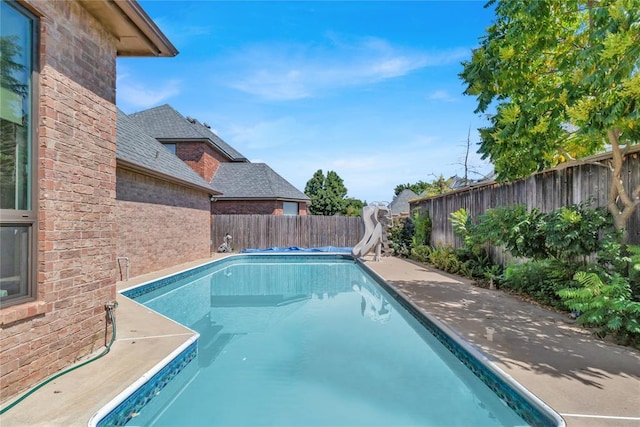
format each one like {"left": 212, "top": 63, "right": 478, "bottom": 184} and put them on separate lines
{"left": 211, "top": 214, "right": 363, "bottom": 252}
{"left": 411, "top": 146, "right": 640, "bottom": 259}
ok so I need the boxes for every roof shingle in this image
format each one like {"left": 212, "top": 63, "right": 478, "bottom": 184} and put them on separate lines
{"left": 116, "top": 109, "right": 216, "bottom": 193}
{"left": 211, "top": 163, "right": 310, "bottom": 202}
{"left": 127, "top": 104, "right": 247, "bottom": 161}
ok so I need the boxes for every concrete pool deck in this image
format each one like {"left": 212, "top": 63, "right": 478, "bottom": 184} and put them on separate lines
{"left": 1, "top": 254, "right": 639, "bottom": 426}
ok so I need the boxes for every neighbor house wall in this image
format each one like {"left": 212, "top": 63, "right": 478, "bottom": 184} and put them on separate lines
{"left": 175, "top": 142, "right": 227, "bottom": 183}
{"left": 211, "top": 200, "right": 309, "bottom": 216}
{"left": 0, "top": 0, "right": 118, "bottom": 402}
{"left": 115, "top": 168, "right": 211, "bottom": 278}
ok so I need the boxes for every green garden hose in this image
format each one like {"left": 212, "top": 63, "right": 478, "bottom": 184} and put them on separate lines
{"left": 0, "top": 303, "right": 117, "bottom": 415}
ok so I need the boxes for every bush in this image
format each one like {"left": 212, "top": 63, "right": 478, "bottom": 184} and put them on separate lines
{"left": 412, "top": 210, "right": 432, "bottom": 248}
{"left": 559, "top": 272, "right": 640, "bottom": 346}
{"left": 410, "top": 244, "right": 431, "bottom": 263}
{"left": 455, "top": 246, "right": 499, "bottom": 284}
{"left": 544, "top": 204, "right": 614, "bottom": 262}
{"left": 389, "top": 217, "right": 413, "bottom": 257}
{"left": 427, "top": 246, "right": 462, "bottom": 274}
{"left": 448, "top": 202, "right": 639, "bottom": 347}
{"left": 450, "top": 202, "right": 616, "bottom": 263}
{"left": 501, "top": 260, "right": 572, "bottom": 308}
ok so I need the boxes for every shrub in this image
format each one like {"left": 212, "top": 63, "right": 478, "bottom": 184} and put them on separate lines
{"left": 410, "top": 244, "right": 431, "bottom": 263}
{"left": 427, "top": 246, "right": 462, "bottom": 274}
{"left": 454, "top": 246, "right": 495, "bottom": 281}
{"left": 412, "top": 210, "right": 432, "bottom": 248}
{"left": 501, "top": 260, "right": 571, "bottom": 308}
{"left": 451, "top": 202, "right": 615, "bottom": 263}
{"left": 559, "top": 272, "right": 640, "bottom": 346}
{"left": 389, "top": 217, "right": 413, "bottom": 257}
{"left": 544, "top": 204, "right": 614, "bottom": 263}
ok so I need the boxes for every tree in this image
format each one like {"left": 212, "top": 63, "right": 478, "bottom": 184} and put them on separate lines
{"left": 424, "top": 175, "right": 455, "bottom": 196}
{"left": 395, "top": 175, "right": 454, "bottom": 197}
{"left": 460, "top": 0, "right": 639, "bottom": 234}
{"left": 304, "top": 169, "right": 348, "bottom": 215}
{"left": 344, "top": 197, "right": 365, "bottom": 217}
{"left": 394, "top": 181, "right": 431, "bottom": 197}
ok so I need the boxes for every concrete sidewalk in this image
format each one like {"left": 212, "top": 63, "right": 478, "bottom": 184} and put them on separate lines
{"left": 1, "top": 254, "right": 638, "bottom": 426}
{"left": 363, "top": 256, "right": 640, "bottom": 427}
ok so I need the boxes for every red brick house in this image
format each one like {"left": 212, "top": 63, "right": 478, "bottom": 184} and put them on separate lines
{"left": 127, "top": 105, "right": 311, "bottom": 215}
{"left": 0, "top": 0, "right": 189, "bottom": 403}
{"left": 115, "top": 109, "right": 217, "bottom": 278}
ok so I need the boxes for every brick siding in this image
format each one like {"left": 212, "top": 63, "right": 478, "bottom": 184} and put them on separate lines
{"left": 211, "top": 200, "right": 309, "bottom": 215}
{"left": 116, "top": 168, "right": 211, "bottom": 278}
{"left": 212, "top": 200, "right": 276, "bottom": 215}
{"left": 175, "top": 142, "right": 227, "bottom": 183}
{"left": 0, "top": 0, "right": 118, "bottom": 402}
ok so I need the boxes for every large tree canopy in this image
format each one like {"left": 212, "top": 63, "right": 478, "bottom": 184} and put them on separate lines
{"left": 304, "top": 169, "right": 349, "bottom": 216}
{"left": 460, "top": 0, "right": 639, "bottom": 232}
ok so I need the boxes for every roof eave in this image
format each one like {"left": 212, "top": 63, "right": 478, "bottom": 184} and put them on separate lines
{"left": 78, "top": 0, "right": 178, "bottom": 57}
{"left": 117, "top": 158, "right": 222, "bottom": 195}
{"left": 213, "top": 197, "right": 310, "bottom": 204}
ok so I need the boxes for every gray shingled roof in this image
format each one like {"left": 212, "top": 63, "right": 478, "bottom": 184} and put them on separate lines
{"left": 389, "top": 189, "right": 418, "bottom": 216}
{"left": 127, "top": 104, "right": 247, "bottom": 161}
{"left": 116, "top": 109, "right": 216, "bottom": 193}
{"left": 211, "top": 163, "right": 310, "bottom": 202}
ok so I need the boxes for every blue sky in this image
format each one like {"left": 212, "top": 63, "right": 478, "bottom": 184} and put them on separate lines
{"left": 116, "top": 1, "right": 496, "bottom": 204}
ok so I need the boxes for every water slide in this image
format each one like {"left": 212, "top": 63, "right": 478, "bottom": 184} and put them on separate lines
{"left": 352, "top": 204, "right": 388, "bottom": 261}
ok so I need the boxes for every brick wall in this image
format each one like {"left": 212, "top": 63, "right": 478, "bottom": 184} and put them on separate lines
{"left": 116, "top": 168, "right": 211, "bottom": 278}
{"left": 211, "top": 200, "right": 280, "bottom": 215}
{"left": 176, "top": 142, "right": 227, "bottom": 183}
{"left": 211, "top": 200, "right": 309, "bottom": 215}
{"left": 0, "top": 1, "right": 118, "bottom": 402}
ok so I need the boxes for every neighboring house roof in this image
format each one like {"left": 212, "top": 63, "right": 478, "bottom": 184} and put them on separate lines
{"left": 450, "top": 176, "right": 475, "bottom": 190}
{"left": 450, "top": 172, "right": 497, "bottom": 190}
{"left": 211, "top": 163, "right": 310, "bottom": 203}
{"left": 128, "top": 104, "right": 247, "bottom": 162}
{"left": 389, "top": 189, "right": 418, "bottom": 216}
{"left": 116, "top": 109, "right": 219, "bottom": 194}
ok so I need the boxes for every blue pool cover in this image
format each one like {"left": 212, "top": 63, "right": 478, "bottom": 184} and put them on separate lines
{"left": 241, "top": 246, "right": 352, "bottom": 253}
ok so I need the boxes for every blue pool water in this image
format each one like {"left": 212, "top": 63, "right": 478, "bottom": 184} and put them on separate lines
{"left": 109, "top": 255, "right": 557, "bottom": 426}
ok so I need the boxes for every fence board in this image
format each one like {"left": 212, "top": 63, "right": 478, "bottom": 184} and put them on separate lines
{"left": 411, "top": 147, "right": 640, "bottom": 262}
{"left": 211, "top": 214, "right": 363, "bottom": 252}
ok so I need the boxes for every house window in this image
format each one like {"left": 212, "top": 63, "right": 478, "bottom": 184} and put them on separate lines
{"left": 283, "top": 201, "right": 299, "bottom": 216}
{"left": 163, "top": 143, "right": 176, "bottom": 155}
{"left": 1, "top": 0, "right": 38, "bottom": 306}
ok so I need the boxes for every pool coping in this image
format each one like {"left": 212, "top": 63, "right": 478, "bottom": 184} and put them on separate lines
{"left": 92, "top": 253, "right": 565, "bottom": 427}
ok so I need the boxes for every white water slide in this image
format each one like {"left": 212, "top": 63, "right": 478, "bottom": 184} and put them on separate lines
{"left": 352, "top": 204, "right": 389, "bottom": 261}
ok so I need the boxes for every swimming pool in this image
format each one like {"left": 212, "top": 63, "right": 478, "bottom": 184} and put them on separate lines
{"left": 94, "top": 254, "right": 563, "bottom": 426}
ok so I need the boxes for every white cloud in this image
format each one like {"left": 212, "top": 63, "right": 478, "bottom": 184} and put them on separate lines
{"left": 226, "top": 117, "right": 311, "bottom": 150}
{"left": 220, "top": 36, "right": 468, "bottom": 101}
{"left": 428, "top": 89, "right": 458, "bottom": 103}
{"left": 116, "top": 73, "right": 181, "bottom": 109}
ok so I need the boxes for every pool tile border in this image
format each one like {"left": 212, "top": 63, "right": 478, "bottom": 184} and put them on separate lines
{"left": 89, "top": 336, "right": 198, "bottom": 427}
